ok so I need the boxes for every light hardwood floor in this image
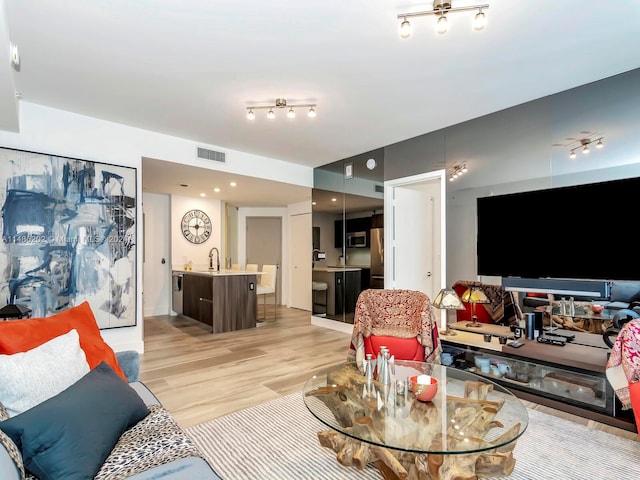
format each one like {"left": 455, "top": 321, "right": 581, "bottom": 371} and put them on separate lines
{"left": 139, "top": 307, "right": 639, "bottom": 442}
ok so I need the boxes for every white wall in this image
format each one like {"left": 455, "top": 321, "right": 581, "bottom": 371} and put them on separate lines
{"left": 0, "top": 102, "right": 313, "bottom": 352}
{"left": 170, "top": 195, "right": 223, "bottom": 271}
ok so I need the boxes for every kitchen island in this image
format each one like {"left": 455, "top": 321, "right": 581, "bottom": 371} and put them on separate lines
{"left": 312, "top": 267, "right": 362, "bottom": 317}
{"left": 175, "top": 270, "right": 260, "bottom": 333}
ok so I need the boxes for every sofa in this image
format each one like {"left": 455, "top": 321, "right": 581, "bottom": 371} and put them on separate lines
{"left": 0, "top": 302, "right": 223, "bottom": 480}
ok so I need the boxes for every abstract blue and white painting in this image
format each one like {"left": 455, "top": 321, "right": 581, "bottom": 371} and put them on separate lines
{"left": 0, "top": 147, "right": 136, "bottom": 328}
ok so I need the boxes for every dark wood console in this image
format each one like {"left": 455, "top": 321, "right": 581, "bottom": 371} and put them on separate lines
{"left": 440, "top": 322, "right": 637, "bottom": 433}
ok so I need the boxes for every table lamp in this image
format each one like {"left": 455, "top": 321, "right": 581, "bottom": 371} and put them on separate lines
{"left": 432, "top": 288, "right": 465, "bottom": 336}
{"left": 461, "top": 284, "right": 490, "bottom": 328}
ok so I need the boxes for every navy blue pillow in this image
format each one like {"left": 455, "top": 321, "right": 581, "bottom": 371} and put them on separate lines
{"left": 0, "top": 361, "right": 149, "bottom": 480}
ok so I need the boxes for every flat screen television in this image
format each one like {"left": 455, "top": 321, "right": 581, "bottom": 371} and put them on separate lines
{"left": 476, "top": 176, "right": 640, "bottom": 281}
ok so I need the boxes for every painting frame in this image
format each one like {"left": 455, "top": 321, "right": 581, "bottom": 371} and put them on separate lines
{"left": 0, "top": 146, "right": 137, "bottom": 329}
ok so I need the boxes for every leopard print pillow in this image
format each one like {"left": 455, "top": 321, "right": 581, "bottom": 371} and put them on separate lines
{"left": 95, "top": 404, "right": 204, "bottom": 480}
{"left": 0, "top": 429, "right": 25, "bottom": 480}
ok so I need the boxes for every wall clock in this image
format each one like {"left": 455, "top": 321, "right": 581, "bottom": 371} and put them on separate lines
{"left": 181, "top": 209, "right": 212, "bottom": 244}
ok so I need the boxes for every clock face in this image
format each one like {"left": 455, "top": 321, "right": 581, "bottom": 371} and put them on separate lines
{"left": 181, "top": 209, "right": 212, "bottom": 244}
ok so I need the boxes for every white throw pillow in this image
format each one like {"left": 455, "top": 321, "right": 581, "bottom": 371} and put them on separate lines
{"left": 0, "top": 329, "right": 90, "bottom": 417}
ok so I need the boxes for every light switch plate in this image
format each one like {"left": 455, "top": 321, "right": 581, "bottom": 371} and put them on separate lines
{"left": 345, "top": 162, "right": 353, "bottom": 179}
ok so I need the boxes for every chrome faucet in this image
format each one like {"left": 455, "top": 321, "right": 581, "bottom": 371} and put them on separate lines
{"left": 208, "top": 247, "right": 220, "bottom": 271}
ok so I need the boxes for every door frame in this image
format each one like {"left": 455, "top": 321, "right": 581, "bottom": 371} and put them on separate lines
{"left": 384, "top": 170, "right": 447, "bottom": 297}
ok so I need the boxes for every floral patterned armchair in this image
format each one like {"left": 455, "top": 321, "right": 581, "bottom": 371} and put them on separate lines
{"left": 348, "top": 289, "right": 441, "bottom": 369}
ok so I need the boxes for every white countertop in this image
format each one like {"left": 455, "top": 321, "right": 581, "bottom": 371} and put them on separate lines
{"left": 173, "top": 269, "right": 263, "bottom": 276}
{"left": 313, "top": 267, "right": 362, "bottom": 272}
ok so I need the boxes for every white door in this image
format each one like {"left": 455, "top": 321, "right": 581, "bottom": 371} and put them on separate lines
{"left": 246, "top": 217, "right": 282, "bottom": 304}
{"left": 142, "top": 193, "right": 171, "bottom": 317}
{"left": 290, "top": 212, "right": 312, "bottom": 310}
{"left": 385, "top": 171, "right": 446, "bottom": 302}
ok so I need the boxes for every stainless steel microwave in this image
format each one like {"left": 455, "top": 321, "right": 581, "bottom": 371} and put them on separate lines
{"left": 346, "top": 231, "right": 367, "bottom": 248}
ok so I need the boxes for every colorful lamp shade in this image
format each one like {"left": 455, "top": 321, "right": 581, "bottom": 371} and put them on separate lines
{"left": 433, "top": 288, "right": 465, "bottom": 335}
{"left": 461, "top": 285, "right": 490, "bottom": 328}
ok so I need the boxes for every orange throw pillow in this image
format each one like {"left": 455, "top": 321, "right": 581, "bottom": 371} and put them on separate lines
{"left": 0, "top": 301, "right": 126, "bottom": 381}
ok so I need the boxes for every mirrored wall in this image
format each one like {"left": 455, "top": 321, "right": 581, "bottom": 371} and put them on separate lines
{"left": 312, "top": 149, "right": 384, "bottom": 323}
{"left": 313, "top": 68, "right": 640, "bottom": 325}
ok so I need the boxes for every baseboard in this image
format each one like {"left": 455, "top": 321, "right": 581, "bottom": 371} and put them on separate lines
{"left": 311, "top": 315, "right": 353, "bottom": 334}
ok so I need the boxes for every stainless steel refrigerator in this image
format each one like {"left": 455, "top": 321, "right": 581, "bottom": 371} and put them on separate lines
{"left": 370, "top": 228, "right": 384, "bottom": 289}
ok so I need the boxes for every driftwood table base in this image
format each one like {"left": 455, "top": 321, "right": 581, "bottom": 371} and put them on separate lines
{"left": 306, "top": 366, "right": 522, "bottom": 480}
{"left": 318, "top": 429, "right": 515, "bottom": 480}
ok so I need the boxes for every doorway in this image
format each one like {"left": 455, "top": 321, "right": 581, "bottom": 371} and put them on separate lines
{"left": 384, "top": 170, "right": 446, "bottom": 302}
{"left": 246, "top": 216, "right": 282, "bottom": 305}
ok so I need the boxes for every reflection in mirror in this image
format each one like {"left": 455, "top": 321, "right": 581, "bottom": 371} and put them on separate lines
{"left": 312, "top": 149, "right": 384, "bottom": 325}
{"left": 444, "top": 68, "right": 640, "bottom": 288}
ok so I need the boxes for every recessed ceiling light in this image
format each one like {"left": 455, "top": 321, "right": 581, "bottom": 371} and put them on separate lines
{"left": 311, "top": 201, "right": 316, "bottom": 205}
{"left": 214, "top": 187, "right": 220, "bottom": 193}
{"left": 230, "top": 182, "right": 237, "bottom": 187}
{"left": 331, "top": 198, "right": 337, "bottom": 202}
{"left": 179, "top": 184, "right": 189, "bottom": 187}
{"left": 200, "top": 193, "right": 206, "bottom": 197}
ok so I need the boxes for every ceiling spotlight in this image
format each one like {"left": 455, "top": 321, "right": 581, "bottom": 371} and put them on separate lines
{"left": 565, "top": 136, "right": 604, "bottom": 158}
{"left": 214, "top": 187, "right": 221, "bottom": 193}
{"left": 473, "top": 9, "right": 487, "bottom": 30}
{"left": 397, "top": 2, "right": 489, "bottom": 37}
{"left": 230, "top": 181, "right": 237, "bottom": 187}
{"left": 400, "top": 18, "right": 412, "bottom": 38}
{"left": 448, "top": 163, "right": 468, "bottom": 181}
{"left": 436, "top": 15, "right": 449, "bottom": 34}
{"left": 245, "top": 98, "right": 317, "bottom": 121}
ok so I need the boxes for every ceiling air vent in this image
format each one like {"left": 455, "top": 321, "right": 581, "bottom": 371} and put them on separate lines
{"left": 375, "top": 185, "right": 384, "bottom": 193}
{"left": 197, "top": 147, "right": 226, "bottom": 163}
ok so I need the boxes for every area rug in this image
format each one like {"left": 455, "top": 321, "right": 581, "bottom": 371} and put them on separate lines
{"left": 186, "top": 392, "right": 639, "bottom": 480}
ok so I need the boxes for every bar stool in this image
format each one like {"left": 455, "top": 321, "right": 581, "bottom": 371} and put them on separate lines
{"left": 312, "top": 281, "right": 328, "bottom": 317}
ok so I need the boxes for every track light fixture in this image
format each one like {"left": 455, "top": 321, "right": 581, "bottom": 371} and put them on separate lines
{"left": 246, "top": 98, "right": 317, "bottom": 120}
{"left": 568, "top": 137, "right": 604, "bottom": 159}
{"left": 448, "top": 163, "right": 468, "bottom": 182}
{"left": 397, "top": 1, "right": 489, "bottom": 38}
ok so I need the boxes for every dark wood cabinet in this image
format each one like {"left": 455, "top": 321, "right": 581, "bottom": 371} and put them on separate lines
{"left": 371, "top": 213, "right": 384, "bottom": 229}
{"left": 334, "top": 270, "right": 361, "bottom": 315}
{"left": 181, "top": 272, "right": 257, "bottom": 332}
{"left": 183, "top": 273, "right": 213, "bottom": 327}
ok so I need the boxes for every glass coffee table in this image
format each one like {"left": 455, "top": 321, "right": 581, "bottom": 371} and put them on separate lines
{"left": 303, "top": 360, "right": 528, "bottom": 480}
{"left": 539, "top": 305, "right": 616, "bottom": 334}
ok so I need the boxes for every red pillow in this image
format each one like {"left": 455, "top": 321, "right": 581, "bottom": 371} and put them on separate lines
{"left": 526, "top": 292, "right": 547, "bottom": 298}
{"left": 0, "top": 301, "right": 126, "bottom": 381}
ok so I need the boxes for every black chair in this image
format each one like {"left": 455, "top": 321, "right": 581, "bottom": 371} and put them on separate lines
{"left": 603, "top": 308, "right": 640, "bottom": 348}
